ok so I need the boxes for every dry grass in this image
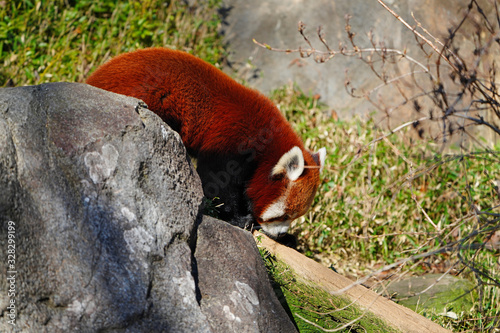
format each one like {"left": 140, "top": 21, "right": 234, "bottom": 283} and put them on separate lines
{"left": 270, "top": 82, "right": 500, "bottom": 331}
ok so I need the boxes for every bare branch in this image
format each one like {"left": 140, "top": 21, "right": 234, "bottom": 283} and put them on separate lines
{"left": 377, "top": 0, "right": 464, "bottom": 72}
{"left": 252, "top": 38, "right": 433, "bottom": 76}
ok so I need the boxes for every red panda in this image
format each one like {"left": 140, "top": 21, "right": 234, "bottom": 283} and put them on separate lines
{"left": 86, "top": 48, "right": 325, "bottom": 238}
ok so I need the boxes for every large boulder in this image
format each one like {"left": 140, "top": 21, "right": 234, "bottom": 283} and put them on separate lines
{"left": 0, "top": 83, "right": 296, "bottom": 332}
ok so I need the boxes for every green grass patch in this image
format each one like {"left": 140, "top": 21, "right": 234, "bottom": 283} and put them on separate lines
{"left": 260, "top": 249, "right": 399, "bottom": 333}
{"left": 1, "top": 0, "right": 225, "bottom": 86}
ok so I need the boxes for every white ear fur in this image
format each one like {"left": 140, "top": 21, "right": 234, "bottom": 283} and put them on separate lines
{"left": 271, "top": 146, "right": 304, "bottom": 181}
{"left": 317, "top": 147, "right": 326, "bottom": 173}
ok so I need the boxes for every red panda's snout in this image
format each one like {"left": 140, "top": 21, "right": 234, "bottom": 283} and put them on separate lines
{"left": 250, "top": 146, "right": 326, "bottom": 238}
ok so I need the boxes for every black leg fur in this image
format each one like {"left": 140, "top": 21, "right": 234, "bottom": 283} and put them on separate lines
{"left": 197, "top": 152, "right": 256, "bottom": 230}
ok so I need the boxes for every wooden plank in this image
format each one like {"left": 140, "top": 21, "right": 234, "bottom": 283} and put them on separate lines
{"left": 255, "top": 232, "right": 450, "bottom": 333}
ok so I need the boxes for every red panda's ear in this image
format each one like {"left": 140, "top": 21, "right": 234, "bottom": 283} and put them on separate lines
{"left": 271, "top": 146, "right": 304, "bottom": 181}
{"left": 311, "top": 147, "right": 326, "bottom": 173}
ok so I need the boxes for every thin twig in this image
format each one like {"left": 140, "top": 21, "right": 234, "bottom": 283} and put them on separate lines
{"left": 376, "top": 0, "right": 464, "bottom": 71}
{"left": 252, "top": 40, "right": 432, "bottom": 75}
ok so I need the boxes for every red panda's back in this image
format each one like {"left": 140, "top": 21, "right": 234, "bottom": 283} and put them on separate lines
{"left": 87, "top": 48, "right": 226, "bottom": 118}
{"left": 87, "top": 48, "right": 302, "bottom": 156}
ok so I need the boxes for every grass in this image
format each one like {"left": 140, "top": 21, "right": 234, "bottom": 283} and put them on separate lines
{"left": 269, "top": 83, "right": 500, "bottom": 331}
{"left": 3, "top": 1, "right": 499, "bottom": 331}
{"left": 260, "top": 248, "right": 399, "bottom": 333}
{"left": 0, "top": 0, "right": 224, "bottom": 86}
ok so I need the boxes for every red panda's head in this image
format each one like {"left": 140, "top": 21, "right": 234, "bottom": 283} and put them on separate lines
{"left": 248, "top": 146, "right": 326, "bottom": 238}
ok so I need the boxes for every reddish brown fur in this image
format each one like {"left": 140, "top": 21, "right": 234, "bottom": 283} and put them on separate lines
{"left": 87, "top": 48, "right": 321, "bottom": 227}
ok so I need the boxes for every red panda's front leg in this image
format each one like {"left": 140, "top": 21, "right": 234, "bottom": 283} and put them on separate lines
{"left": 196, "top": 152, "right": 257, "bottom": 230}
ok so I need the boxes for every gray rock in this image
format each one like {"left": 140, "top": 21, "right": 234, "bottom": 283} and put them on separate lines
{"left": 196, "top": 216, "right": 298, "bottom": 333}
{"left": 0, "top": 82, "right": 209, "bottom": 332}
{"left": 379, "top": 274, "right": 475, "bottom": 314}
{"left": 0, "top": 83, "right": 295, "bottom": 332}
